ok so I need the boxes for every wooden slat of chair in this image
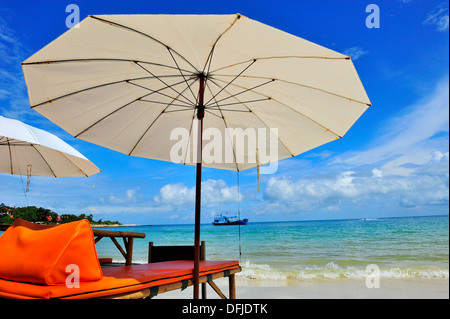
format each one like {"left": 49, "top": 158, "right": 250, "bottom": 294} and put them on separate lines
{"left": 102, "top": 267, "right": 241, "bottom": 299}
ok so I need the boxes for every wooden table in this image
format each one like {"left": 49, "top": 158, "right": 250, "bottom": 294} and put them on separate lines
{"left": 0, "top": 224, "right": 146, "bottom": 266}
{"left": 93, "top": 229, "right": 145, "bottom": 265}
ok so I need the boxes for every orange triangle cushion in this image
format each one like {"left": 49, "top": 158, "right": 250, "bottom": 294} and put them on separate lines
{"left": 0, "top": 219, "right": 102, "bottom": 285}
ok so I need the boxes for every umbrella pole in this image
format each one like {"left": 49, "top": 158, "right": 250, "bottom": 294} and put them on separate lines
{"left": 193, "top": 74, "right": 206, "bottom": 299}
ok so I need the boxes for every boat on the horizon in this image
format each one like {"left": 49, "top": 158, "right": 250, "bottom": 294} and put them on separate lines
{"left": 212, "top": 214, "right": 248, "bottom": 226}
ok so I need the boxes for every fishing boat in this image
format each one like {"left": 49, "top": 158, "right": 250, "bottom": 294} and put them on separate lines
{"left": 212, "top": 214, "right": 248, "bottom": 226}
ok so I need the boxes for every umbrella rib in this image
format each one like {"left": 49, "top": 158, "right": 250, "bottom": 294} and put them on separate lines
{"left": 128, "top": 78, "right": 197, "bottom": 156}
{"left": 58, "top": 152, "right": 89, "bottom": 177}
{"left": 201, "top": 13, "right": 241, "bottom": 74}
{"left": 164, "top": 109, "right": 196, "bottom": 113}
{"left": 1, "top": 142, "right": 37, "bottom": 146}
{"left": 208, "top": 108, "right": 251, "bottom": 113}
{"left": 207, "top": 78, "right": 295, "bottom": 157}
{"left": 205, "top": 79, "right": 274, "bottom": 107}
{"left": 203, "top": 45, "right": 215, "bottom": 78}
{"left": 75, "top": 100, "right": 141, "bottom": 138}
{"left": 200, "top": 14, "right": 241, "bottom": 105}
{"left": 30, "top": 75, "right": 186, "bottom": 109}
{"left": 74, "top": 79, "right": 191, "bottom": 138}
{"left": 139, "top": 99, "right": 195, "bottom": 109}
{"left": 213, "top": 77, "right": 343, "bottom": 139}
{"left": 182, "top": 108, "right": 197, "bottom": 166}
{"left": 204, "top": 59, "right": 256, "bottom": 106}
{"left": 89, "top": 15, "right": 200, "bottom": 74}
{"left": 204, "top": 81, "right": 239, "bottom": 171}
{"left": 204, "top": 109, "right": 225, "bottom": 118}
{"left": 167, "top": 48, "right": 199, "bottom": 104}
{"left": 202, "top": 48, "right": 215, "bottom": 100}
{"left": 135, "top": 62, "right": 196, "bottom": 106}
{"left": 211, "top": 55, "right": 350, "bottom": 73}
{"left": 31, "top": 145, "right": 57, "bottom": 178}
{"left": 6, "top": 138, "right": 13, "bottom": 174}
{"left": 22, "top": 58, "right": 193, "bottom": 74}
{"left": 206, "top": 97, "right": 270, "bottom": 108}
{"left": 214, "top": 74, "right": 371, "bottom": 106}
{"left": 127, "top": 80, "right": 194, "bottom": 107}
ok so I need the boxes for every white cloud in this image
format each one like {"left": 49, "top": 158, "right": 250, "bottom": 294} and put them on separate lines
{"left": 0, "top": 15, "right": 39, "bottom": 122}
{"left": 0, "top": 88, "right": 10, "bottom": 99}
{"left": 371, "top": 168, "right": 383, "bottom": 178}
{"left": 343, "top": 46, "right": 369, "bottom": 61}
{"left": 262, "top": 76, "right": 449, "bottom": 216}
{"left": 264, "top": 152, "right": 449, "bottom": 209}
{"left": 154, "top": 183, "right": 195, "bottom": 206}
{"left": 265, "top": 171, "right": 359, "bottom": 201}
{"left": 335, "top": 76, "right": 449, "bottom": 173}
{"left": 424, "top": 3, "right": 449, "bottom": 32}
{"left": 154, "top": 179, "right": 243, "bottom": 207}
{"left": 106, "top": 188, "right": 140, "bottom": 204}
{"left": 304, "top": 150, "right": 334, "bottom": 160}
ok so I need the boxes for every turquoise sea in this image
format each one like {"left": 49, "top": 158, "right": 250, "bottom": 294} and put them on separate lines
{"left": 95, "top": 215, "right": 449, "bottom": 281}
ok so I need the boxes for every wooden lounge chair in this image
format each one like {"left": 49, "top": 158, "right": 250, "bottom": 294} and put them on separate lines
{"left": 146, "top": 241, "right": 238, "bottom": 299}
{"left": 0, "top": 219, "right": 240, "bottom": 299}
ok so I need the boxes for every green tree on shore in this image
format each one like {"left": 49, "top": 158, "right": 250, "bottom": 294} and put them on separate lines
{"left": 0, "top": 203, "right": 121, "bottom": 225}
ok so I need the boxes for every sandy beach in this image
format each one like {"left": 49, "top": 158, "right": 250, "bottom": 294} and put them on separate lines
{"left": 154, "top": 277, "right": 449, "bottom": 299}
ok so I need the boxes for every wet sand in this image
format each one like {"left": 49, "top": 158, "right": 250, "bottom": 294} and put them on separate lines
{"left": 153, "top": 277, "right": 449, "bottom": 299}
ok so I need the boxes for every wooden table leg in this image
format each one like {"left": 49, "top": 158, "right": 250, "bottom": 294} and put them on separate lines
{"left": 229, "top": 274, "right": 236, "bottom": 299}
{"left": 125, "top": 237, "right": 134, "bottom": 266}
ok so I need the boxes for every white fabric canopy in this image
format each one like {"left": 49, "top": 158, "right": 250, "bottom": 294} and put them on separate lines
{"left": 22, "top": 14, "right": 371, "bottom": 171}
{"left": 0, "top": 116, "right": 100, "bottom": 177}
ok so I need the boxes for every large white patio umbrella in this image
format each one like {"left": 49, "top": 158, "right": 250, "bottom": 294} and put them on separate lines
{"left": 21, "top": 14, "right": 371, "bottom": 298}
{"left": 0, "top": 116, "right": 100, "bottom": 177}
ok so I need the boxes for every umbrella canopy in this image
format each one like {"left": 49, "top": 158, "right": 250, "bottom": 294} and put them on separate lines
{"left": 21, "top": 14, "right": 371, "bottom": 298}
{"left": 0, "top": 116, "right": 100, "bottom": 177}
{"left": 21, "top": 14, "right": 371, "bottom": 170}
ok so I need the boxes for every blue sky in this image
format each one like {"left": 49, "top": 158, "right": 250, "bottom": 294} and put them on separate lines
{"left": 0, "top": 0, "right": 448, "bottom": 224}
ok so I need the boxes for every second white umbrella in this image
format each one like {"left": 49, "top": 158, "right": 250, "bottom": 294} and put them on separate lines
{"left": 0, "top": 116, "right": 100, "bottom": 177}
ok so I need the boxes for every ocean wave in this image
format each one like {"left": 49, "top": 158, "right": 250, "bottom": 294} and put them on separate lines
{"left": 238, "top": 261, "right": 449, "bottom": 280}
{"left": 108, "top": 257, "right": 448, "bottom": 280}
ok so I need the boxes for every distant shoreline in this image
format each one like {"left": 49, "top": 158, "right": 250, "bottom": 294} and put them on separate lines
{"left": 90, "top": 224, "right": 150, "bottom": 228}
{"left": 0, "top": 223, "right": 151, "bottom": 229}
{"left": 91, "top": 224, "right": 139, "bottom": 228}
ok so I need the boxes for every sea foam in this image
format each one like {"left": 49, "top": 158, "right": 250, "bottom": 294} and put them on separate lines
{"left": 238, "top": 260, "right": 449, "bottom": 281}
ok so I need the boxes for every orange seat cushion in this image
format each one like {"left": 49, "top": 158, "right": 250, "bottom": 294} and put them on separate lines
{"left": 0, "top": 260, "right": 240, "bottom": 299}
{"left": 0, "top": 219, "right": 102, "bottom": 285}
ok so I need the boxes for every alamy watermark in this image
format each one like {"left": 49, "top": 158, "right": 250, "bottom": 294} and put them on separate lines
{"left": 365, "top": 264, "right": 380, "bottom": 288}
{"left": 65, "top": 264, "right": 80, "bottom": 288}
{"left": 366, "top": 4, "right": 380, "bottom": 29}
{"left": 65, "top": 4, "right": 80, "bottom": 29}
{"left": 170, "top": 122, "right": 279, "bottom": 174}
